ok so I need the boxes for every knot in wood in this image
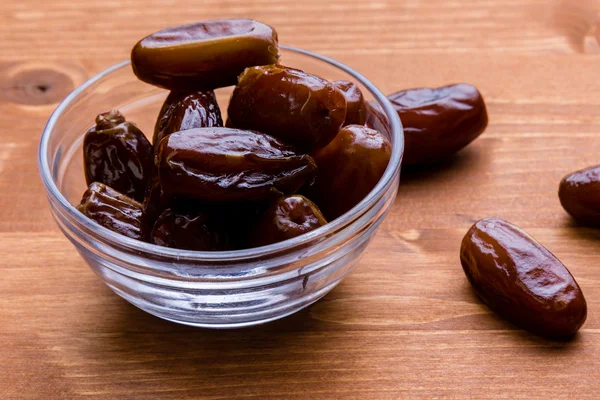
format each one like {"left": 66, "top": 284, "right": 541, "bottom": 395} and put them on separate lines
{"left": 2, "top": 65, "right": 76, "bottom": 105}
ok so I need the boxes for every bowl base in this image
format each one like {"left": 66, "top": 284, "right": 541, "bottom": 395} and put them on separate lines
{"left": 108, "top": 280, "right": 341, "bottom": 329}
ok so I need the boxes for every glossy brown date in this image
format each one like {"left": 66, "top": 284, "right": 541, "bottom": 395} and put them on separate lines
{"left": 77, "top": 182, "right": 145, "bottom": 241}
{"left": 153, "top": 90, "right": 223, "bottom": 149}
{"left": 388, "top": 83, "right": 488, "bottom": 165}
{"left": 460, "top": 218, "right": 587, "bottom": 339}
{"left": 228, "top": 65, "right": 347, "bottom": 151}
{"left": 333, "top": 80, "right": 367, "bottom": 126}
{"left": 131, "top": 19, "right": 279, "bottom": 90}
{"left": 156, "top": 128, "right": 317, "bottom": 203}
{"left": 83, "top": 110, "right": 153, "bottom": 202}
{"left": 559, "top": 165, "right": 600, "bottom": 226}
{"left": 308, "top": 125, "right": 391, "bottom": 220}
{"left": 253, "top": 195, "right": 327, "bottom": 246}
{"left": 150, "top": 208, "right": 230, "bottom": 251}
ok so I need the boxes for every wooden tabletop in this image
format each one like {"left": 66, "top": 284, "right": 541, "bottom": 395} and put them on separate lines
{"left": 3, "top": 0, "right": 600, "bottom": 398}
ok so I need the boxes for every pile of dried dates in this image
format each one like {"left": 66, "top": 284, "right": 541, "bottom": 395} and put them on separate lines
{"left": 76, "top": 18, "right": 596, "bottom": 339}
{"left": 78, "top": 19, "right": 393, "bottom": 251}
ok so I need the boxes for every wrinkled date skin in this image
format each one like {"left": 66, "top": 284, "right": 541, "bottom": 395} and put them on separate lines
{"left": 308, "top": 125, "right": 391, "bottom": 220}
{"left": 77, "top": 182, "right": 145, "bottom": 241}
{"left": 131, "top": 19, "right": 279, "bottom": 90}
{"left": 559, "top": 165, "right": 600, "bottom": 226}
{"left": 228, "top": 65, "right": 347, "bottom": 151}
{"left": 153, "top": 90, "right": 223, "bottom": 149}
{"left": 253, "top": 195, "right": 327, "bottom": 246}
{"left": 460, "top": 218, "right": 587, "bottom": 339}
{"left": 150, "top": 208, "right": 230, "bottom": 251}
{"left": 156, "top": 128, "right": 317, "bottom": 203}
{"left": 333, "top": 80, "right": 367, "bottom": 126}
{"left": 388, "top": 83, "right": 488, "bottom": 165}
{"left": 83, "top": 110, "right": 153, "bottom": 202}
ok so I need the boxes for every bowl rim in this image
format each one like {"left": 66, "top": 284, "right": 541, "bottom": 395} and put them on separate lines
{"left": 38, "top": 45, "right": 403, "bottom": 261}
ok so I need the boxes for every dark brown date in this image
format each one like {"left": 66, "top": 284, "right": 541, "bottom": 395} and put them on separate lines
{"left": 153, "top": 90, "right": 223, "bottom": 149}
{"left": 156, "top": 128, "right": 317, "bottom": 203}
{"left": 77, "top": 182, "right": 145, "bottom": 241}
{"left": 333, "top": 80, "right": 367, "bottom": 126}
{"left": 308, "top": 125, "right": 391, "bottom": 220}
{"left": 460, "top": 218, "right": 587, "bottom": 339}
{"left": 253, "top": 195, "right": 327, "bottom": 246}
{"left": 559, "top": 165, "right": 600, "bottom": 226}
{"left": 150, "top": 208, "right": 230, "bottom": 251}
{"left": 131, "top": 19, "right": 279, "bottom": 90}
{"left": 83, "top": 110, "right": 153, "bottom": 202}
{"left": 228, "top": 65, "right": 347, "bottom": 151}
{"left": 388, "top": 83, "right": 488, "bottom": 165}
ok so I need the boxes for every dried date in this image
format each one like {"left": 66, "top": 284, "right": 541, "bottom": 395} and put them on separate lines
{"left": 153, "top": 90, "right": 223, "bottom": 149}
{"left": 156, "top": 127, "right": 317, "bottom": 203}
{"left": 228, "top": 65, "right": 347, "bottom": 151}
{"left": 333, "top": 80, "right": 367, "bottom": 126}
{"left": 83, "top": 110, "right": 153, "bottom": 202}
{"left": 460, "top": 217, "right": 587, "bottom": 339}
{"left": 253, "top": 195, "right": 327, "bottom": 246}
{"left": 131, "top": 19, "right": 279, "bottom": 90}
{"left": 150, "top": 208, "right": 230, "bottom": 251}
{"left": 388, "top": 83, "right": 488, "bottom": 165}
{"left": 559, "top": 165, "right": 600, "bottom": 226}
{"left": 308, "top": 125, "right": 391, "bottom": 220}
{"left": 77, "top": 182, "right": 145, "bottom": 240}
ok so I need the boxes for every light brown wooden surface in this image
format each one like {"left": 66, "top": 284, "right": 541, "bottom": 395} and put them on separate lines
{"left": 2, "top": 0, "right": 600, "bottom": 398}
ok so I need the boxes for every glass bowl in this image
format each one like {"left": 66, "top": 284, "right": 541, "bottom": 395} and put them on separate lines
{"left": 38, "top": 46, "right": 403, "bottom": 328}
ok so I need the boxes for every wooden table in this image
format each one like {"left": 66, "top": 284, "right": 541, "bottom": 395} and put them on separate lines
{"left": 2, "top": 0, "right": 600, "bottom": 398}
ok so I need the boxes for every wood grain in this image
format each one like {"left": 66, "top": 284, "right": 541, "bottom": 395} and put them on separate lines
{"left": 2, "top": 0, "right": 600, "bottom": 398}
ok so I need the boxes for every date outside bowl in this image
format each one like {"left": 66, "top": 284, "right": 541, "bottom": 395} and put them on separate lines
{"left": 38, "top": 46, "right": 404, "bottom": 328}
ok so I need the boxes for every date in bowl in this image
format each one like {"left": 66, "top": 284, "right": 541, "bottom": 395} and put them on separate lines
{"left": 38, "top": 46, "right": 403, "bottom": 328}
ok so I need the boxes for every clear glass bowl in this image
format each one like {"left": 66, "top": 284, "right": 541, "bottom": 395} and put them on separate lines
{"left": 38, "top": 46, "right": 403, "bottom": 328}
